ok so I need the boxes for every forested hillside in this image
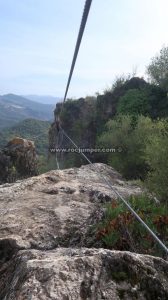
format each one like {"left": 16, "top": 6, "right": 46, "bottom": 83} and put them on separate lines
{"left": 0, "top": 118, "right": 50, "bottom": 155}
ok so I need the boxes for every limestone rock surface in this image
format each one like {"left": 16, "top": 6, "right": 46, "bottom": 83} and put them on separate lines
{"left": 0, "top": 163, "right": 167, "bottom": 300}
{"left": 1, "top": 248, "right": 168, "bottom": 300}
{"left": 0, "top": 163, "right": 142, "bottom": 250}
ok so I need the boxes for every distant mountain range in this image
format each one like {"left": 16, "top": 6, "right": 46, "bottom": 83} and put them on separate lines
{"left": 24, "top": 95, "right": 61, "bottom": 105}
{"left": 0, "top": 94, "right": 56, "bottom": 129}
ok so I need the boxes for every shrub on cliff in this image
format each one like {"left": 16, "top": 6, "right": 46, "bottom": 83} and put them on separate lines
{"left": 96, "top": 194, "right": 168, "bottom": 257}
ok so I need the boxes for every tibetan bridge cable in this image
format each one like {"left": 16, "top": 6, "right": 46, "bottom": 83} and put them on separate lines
{"left": 62, "top": 0, "right": 93, "bottom": 106}
{"left": 54, "top": 0, "right": 93, "bottom": 168}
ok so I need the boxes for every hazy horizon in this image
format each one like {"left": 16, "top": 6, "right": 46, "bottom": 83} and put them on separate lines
{"left": 0, "top": 0, "right": 168, "bottom": 97}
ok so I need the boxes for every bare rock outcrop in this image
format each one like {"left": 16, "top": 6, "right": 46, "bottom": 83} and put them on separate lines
{"left": 1, "top": 248, "right": 168, "bottom": 300}
{"left": 0, "top": 137, "right": 37, "bottom": 183}
{"left": 0, "top": 163, "right": 142, "bottom": 250}
{"left": 0, "top": 163, "right": 167, "bottom": 299}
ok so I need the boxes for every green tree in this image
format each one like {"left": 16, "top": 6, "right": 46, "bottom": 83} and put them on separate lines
{"left": 117, "top": 85, "right": 168, "bottom": 119}
{"left": 98, "top": 114, "right": 168, "bottom": 203}
{"left": 97, "top": 115, "right": 152, "bottom": 179}
{"left": 146, "top": 46, "right": 168, "bottom": 91}
{"left": 145, "top": 119, "right": 168, "bottom": 202}
{"left": 117, "top": 89, "right": 150, "bottom": 116}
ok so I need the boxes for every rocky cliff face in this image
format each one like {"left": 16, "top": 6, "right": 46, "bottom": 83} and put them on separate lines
{"left": 0, "top": 163, "right": 167, "bottom": 299}
{"left": 48, "top": 77, "right": 149, "bottom": 168}
{"left": 49, "top": 98, "right": 97, "bottom": 168}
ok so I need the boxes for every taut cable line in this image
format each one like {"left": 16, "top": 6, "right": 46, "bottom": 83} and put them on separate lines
{"left": 62, "top": 0, "right": 92, "bottom": 105}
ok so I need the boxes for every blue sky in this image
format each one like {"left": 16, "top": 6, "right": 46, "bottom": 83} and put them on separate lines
{"left": 0, "top": 0, "right": 168, "bottom": 97}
